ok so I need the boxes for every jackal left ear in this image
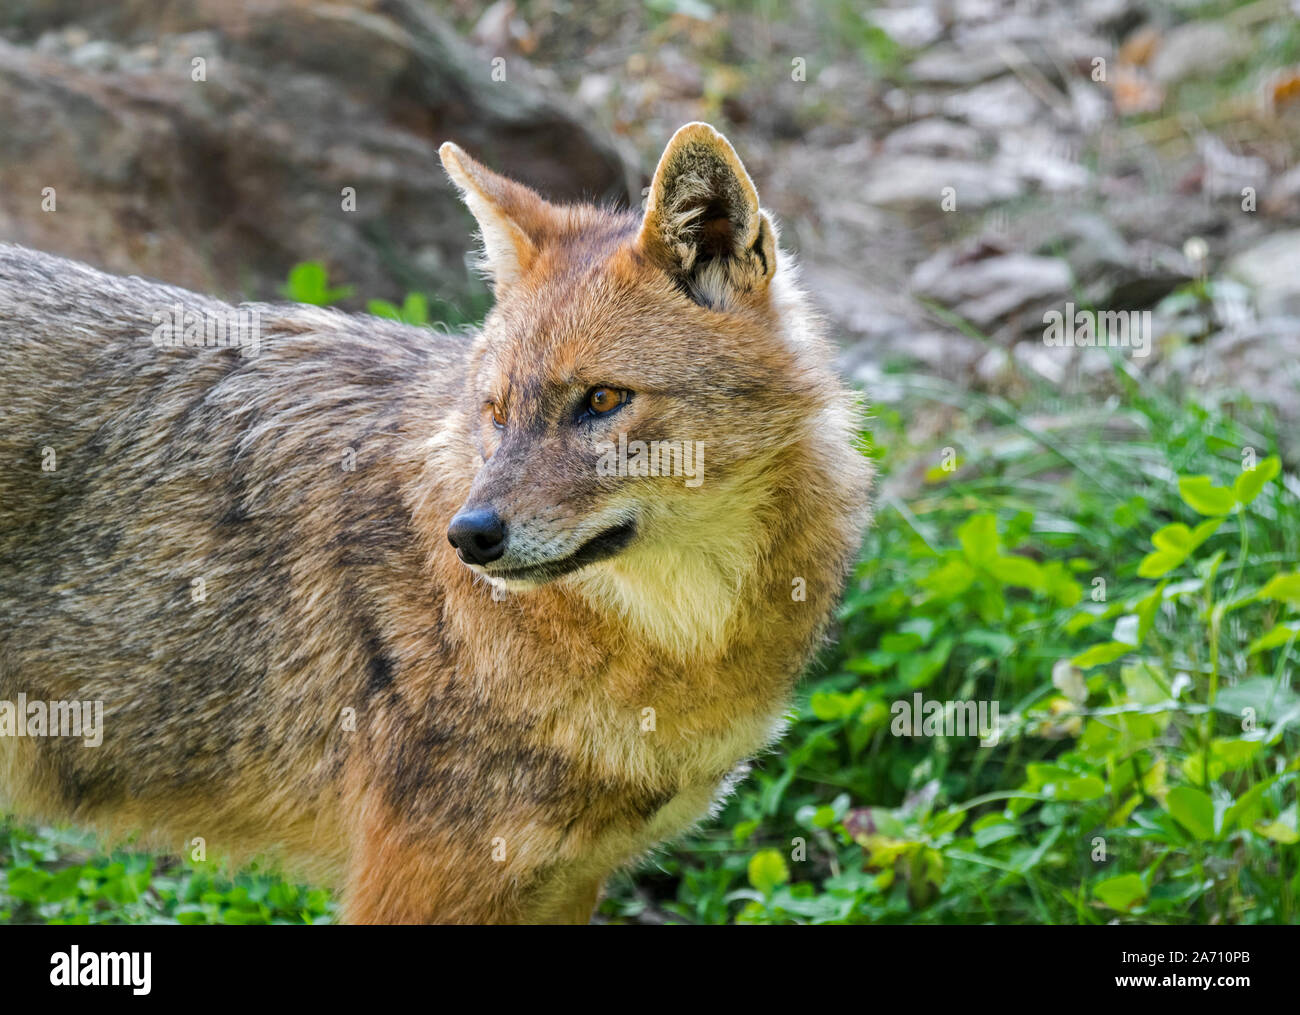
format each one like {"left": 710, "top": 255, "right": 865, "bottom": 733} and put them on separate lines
{"left": 638, "top": 122, "right": 778, "bottom": 308}
{"left": 439, "top": 142, "right": 548, "bottom": 293}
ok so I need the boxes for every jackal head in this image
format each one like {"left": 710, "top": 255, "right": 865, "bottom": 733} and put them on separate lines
{"left": 437, "top": 123, "right": 844, "bottom": 654}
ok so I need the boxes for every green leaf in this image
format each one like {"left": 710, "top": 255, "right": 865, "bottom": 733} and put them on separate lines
{"left": 1188, "top": 517, "right": 1224, "bottom": 550}
{"left": 1139, "top": 519, "right": 1222, "bottom": 578}
{"left": 1177, "top": 476, "right": 1236, "bottom": 516}
{"left": 1166, "top": 785, "right": 1216, "bottom": 841}
{"left": 1072, "top": 641, "right": 1132, "bottom": 669}
{"left": 972, "top": 819, "right": 1019, "bottom": 848}
{"left": 898, "top": 617, "right": 937, "bottom": 643}
{"left": 1152, "top": 523, "right": 1194, "bottom": 555}
{"left": 1066, "top": 603, "right": 1117, "bottom": 634}
{"left": 1046, "top": 776, "right": 1105, "bottom": 801}
{"left": 1256, "top": 803, "right": 1299, "bottom": 844}
{"left": 923, "top": 558, "right": 977, "bottom": 598}
{"left": 960, "top": 629, "right": 1016, "bottom": 655}
{"left": 1259, "top": 573, "right": 1300, "bottom": 604}
{"left": 880, "top": 632, "right": 923, "bottom": 653}
{"left": 1248, "top": 622, "right": 1300, "bottom": 654}
{"left": 1093, "top": 873, "right": 1147, "bottom": 912}
{"left": 809, "top": 689, "right": 864, "bottom": 721}
{"left": 1134, "top": 581, "right": 1165, "bottom": 644}
{"left": 1138, "top": 549, "right": 1184, "bottom": 579}
{"left": 747, "top": 849, "right": 790, "bottom": 895}
{"left": 1042, "top": 562, "right": 1083, "bottom": 607}
{"left": 1226, "top": 778, "right": 1277, "bottom": 832}
{"left": 957, "top": 512, "right": 999, "bottom": 567}
{"left": 401, "top": 292, "right": 430, "bottom": 325}
{"left": 1211, "top": 737, "right": 1262, "bottom": 770}
{"left": 282, "top": 261, "right": 352, "bottom": 306}
{"left": 898, "top": 636, "right": 954, "bottom": 688}
{"left": 1023, "top": 765, "right": 1105, "bottom": 801}
{"left": 927, "top": 809, "right": 966, "bottom": 838}
{"left": 987, "top": 554, "right": 1045, "bottom": 591}
{"left": 1112, "top": 496, "right": 1147, "bottom": 529}
{"left": 1233, "top": 456, "right": 1281, "bottom": 506}
{"left": 1214, "top": 675, "right": 1300, "bottom": 724}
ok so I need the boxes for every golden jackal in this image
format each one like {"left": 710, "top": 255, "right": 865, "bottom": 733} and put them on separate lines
{"left": 0, "top": 123, "right": 870, "bottom": 923}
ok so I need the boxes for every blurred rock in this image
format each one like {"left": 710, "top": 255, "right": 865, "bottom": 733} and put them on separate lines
{"left": 999, "top": 129, "right": 1091, "bottom": 193}
{"left": 1042, "top": 211, "right": 1131, "bottom": 275}
{"left": 1265, "top": 164, "right": 1300, "bottom": 215}
{"left": 866, "top": 6, "right": 944, "bottom": 49}
{"left": 0, "top": 0, "right": 634, "bottom": 304}
{"left": 1228, "top": 231, "right": 1300, "bottom": 317}
{"left": 909, "top": 45, "right": 1008, "bottom": 86}
{"left": 1196, "top": 134, "right": 1270, "bottom": 202}
{"left": 944, "top": 77, "right": 1043, "bottom": 131}
{"left": 863, "top": 155, "right": 1022, "bottom": 211}
{"left": 911, "top": 245, "right": 1072, "bottom": 331}
{"left": 471, "top": 0, "right": 538, "bottom": 55}
{"left": 881, "top": 118, "right": 983, "bottom": 158}
{"left": 1068, "top": 79, "right": 1112, "bottom": 132}
{"left": 1156, "top": 316, "right": 1300, "bottom": 439}
{"left": 1150, "top": 21, "right": 1251, "bottom": 86}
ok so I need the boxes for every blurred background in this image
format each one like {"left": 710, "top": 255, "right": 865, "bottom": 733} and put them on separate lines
{"left": 3, "top": 0, "right": 1299, "bottom": 429}
{"left": 2, "top": 0, "right": 1299, "bottom": 924}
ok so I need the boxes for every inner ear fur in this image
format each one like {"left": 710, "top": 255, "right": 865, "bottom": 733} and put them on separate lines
{"left": 637, "top": 122, "right": 777, "bottom": 307}
{"left": 439, "top": 141, "right": 549, "bottom": 292}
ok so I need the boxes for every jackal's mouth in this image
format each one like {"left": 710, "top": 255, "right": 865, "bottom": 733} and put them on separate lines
{"left": 482, "top": 519, "right": 638, "bottom": 583}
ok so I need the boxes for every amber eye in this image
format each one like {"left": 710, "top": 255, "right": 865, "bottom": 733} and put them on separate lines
{"left": 586, "top": 387, "right": 628, "bottom": 416}
{"left": 490, "top": 402, "right": 507, "bottom": 429}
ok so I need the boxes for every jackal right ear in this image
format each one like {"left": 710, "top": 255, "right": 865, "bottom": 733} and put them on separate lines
{"left": 638, "top": 122, "right": 777, "bottom": 309}
{"left": 439, "top": 142, "right": 546, "bottom": 293}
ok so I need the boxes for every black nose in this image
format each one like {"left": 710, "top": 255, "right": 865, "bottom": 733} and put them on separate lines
{"left": 447, "top": 507, "right": 506, "bottom": 565}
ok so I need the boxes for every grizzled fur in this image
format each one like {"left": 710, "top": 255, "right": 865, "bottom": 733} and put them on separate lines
{"left": 0, "top": 123, "right": 870, "bottom": 923}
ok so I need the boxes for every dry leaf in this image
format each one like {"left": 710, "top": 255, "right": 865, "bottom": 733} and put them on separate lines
{"left": 1112, "top": 65, "right": 1165, "bottom": 116}
{"left": 1119, "top": 26, "right": 1160, "bottom": 68}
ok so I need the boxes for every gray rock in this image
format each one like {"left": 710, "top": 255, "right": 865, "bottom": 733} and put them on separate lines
{"left": 867, "top": 6, "right": 945, "bottom": 49}
{"left": 881, "top": 118, "right": 984, "bottom": 158}
{"left": 1068, "top": 79, "right": 1111, "bottom": 132}
{"left": 1266, "top": 164, "right": 1300, "bottom": 214}
{"left": 997, "top": 129, "right": 1091, "bottom": 193}
{"left": 911, "top": 247, "right": 1072, "bottom": 330}
{"left": 1228, "top": 231, "right": 1300, "bottom": 317}
{"left": 882, "top": 87, "right": 942, "bottom": 121}
{"left": 1150, "top": 22, "right": 1251, "bottom": 86}
{"left": 909, "top": 45, "right": 1009, "bottom": 86}
{"left": 1043, "top": 211, "right": 1132, "bottom": 274}
{"left": 1156, "top": 316, "right": 1300, "bottom": 447}
{"left": 1013, "top": 340, "right": 1070, "bottom": 385}
{"left": 944, "top": 77, "right": 1042, "bottom": 131}
{"left": 0, "top": 0, "right": 634, "bottom": 306}
{"left": 862, "top": 155, "right": 1023, "bottom": 211}
{"left": 67, "top": 39, "right": 119, "bottom": 71}
{"left": 1197, "top": 134, "right": 1270, "bottom": 202}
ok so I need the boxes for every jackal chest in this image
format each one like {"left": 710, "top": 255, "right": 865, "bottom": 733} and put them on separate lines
{"left": 572, "top": 688, "right": 787, "bottom": 849}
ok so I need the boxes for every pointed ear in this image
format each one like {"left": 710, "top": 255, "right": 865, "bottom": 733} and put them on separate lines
{"left": 439, "top": 142, "right": 547, "bottom": 293}
{"left": 637, "top": 122, "right": 777, "bottom": 308}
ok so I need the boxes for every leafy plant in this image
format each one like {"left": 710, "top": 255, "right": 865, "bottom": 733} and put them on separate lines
{"left": 603, "top": 366, "right": 1299, "bottom": 924}
{"left": 280, "top": 261, "right": 353, "bottom": 306}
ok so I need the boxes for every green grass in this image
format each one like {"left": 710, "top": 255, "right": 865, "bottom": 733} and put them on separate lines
{"left": 0, "top": 823, "right": 335, "bottom": 924}
{"left": 597, "top": 357, "right": 1299, "bottom": 924}
{"left": 3, "top": 270, "right": 1298, "bottom": 924}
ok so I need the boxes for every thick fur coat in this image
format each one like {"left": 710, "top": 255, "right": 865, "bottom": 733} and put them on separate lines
{"left": 0, "top": 124, "right": 870, "bottom": 922}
